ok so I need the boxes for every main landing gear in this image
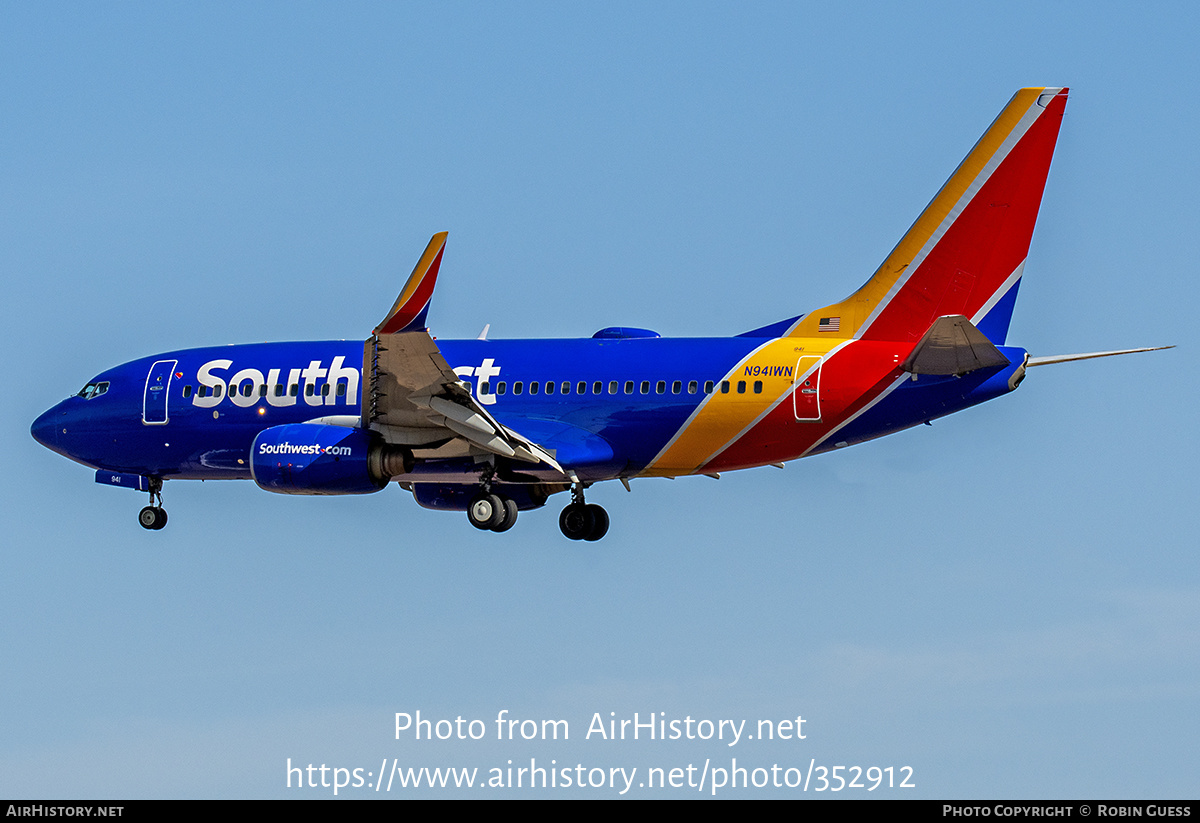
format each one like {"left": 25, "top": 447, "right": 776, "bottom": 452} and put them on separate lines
{"left": 559, "top": 483, "right": 608, "bottom": 542}
{"left": 467, "top": 492, "right": 519, "bottom": 533}
{"left": 138, "top": 477, "right": 168, "bottom": 531}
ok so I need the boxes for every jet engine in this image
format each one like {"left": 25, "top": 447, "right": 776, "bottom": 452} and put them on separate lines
{"left": 250, "top": 424, "right": 411, "bottom": 495}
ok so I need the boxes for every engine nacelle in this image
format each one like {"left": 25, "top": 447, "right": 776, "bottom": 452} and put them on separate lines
{"left": 250, "top": 424, "right": 411, "bottom": 495}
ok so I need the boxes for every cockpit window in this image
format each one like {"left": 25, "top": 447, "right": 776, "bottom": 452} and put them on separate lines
{"left": 76, "top": 381, "right": 110, "bottom": 399}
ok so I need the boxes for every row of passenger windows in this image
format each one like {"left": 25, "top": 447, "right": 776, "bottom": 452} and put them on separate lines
{"left": 175, "top": 378, "right": 768, "bottom": 401}
{"left": 480, "top": 379, "right": 765, "bottom": 397}
{"left": 181, "top": 383, "right": 349, "bottom": 399}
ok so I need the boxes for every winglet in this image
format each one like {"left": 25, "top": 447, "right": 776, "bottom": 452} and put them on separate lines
{"left": 374, "top": 232, "right": 448, "bottom": 335}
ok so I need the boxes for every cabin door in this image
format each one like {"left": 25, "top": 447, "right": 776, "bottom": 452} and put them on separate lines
{"left": 143, "top": 359, "right": 178, "bottom": 425}
{"left": 793, "top": 355, "right": 823, "bottom": 421}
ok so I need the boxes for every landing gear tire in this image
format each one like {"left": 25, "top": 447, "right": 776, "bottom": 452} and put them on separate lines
{"left": 559, "top": 503, "right": 592, "bottom": 540}
{"left": 467, "top": 494, "right": 505, "bottom": 531}
{"left": 138, "top": 506, "right": 167, "bottom": 531}
{"left": 491, "top": 497, "right": 519, "bottom": 533}
{"left": 560, "top": 502, "right": 608, "bottom": 541}
{"left": 582, "top": 504, "right": 608, "bottom": 541}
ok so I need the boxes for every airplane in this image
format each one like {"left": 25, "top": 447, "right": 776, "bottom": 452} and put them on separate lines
{"left": 30, "top": 87, "right": 1170, "bottom": 541}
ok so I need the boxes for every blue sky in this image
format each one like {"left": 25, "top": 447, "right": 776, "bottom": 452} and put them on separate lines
{"left": 3, "top": 1, "right": 1197, "bottom": 798}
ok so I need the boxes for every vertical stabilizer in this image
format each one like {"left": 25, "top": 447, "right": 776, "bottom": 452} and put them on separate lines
{"left": 790, "top": 87, "right": 1067, "bottom": 344}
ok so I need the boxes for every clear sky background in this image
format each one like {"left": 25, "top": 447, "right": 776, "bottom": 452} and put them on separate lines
{"left": 2, "top": 1, "right": 1196, "bottom": 799}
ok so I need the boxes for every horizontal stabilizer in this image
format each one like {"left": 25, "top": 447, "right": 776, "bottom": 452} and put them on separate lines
{"left": 901, "top": 315, "right": 1010, "bottom": 376}
{"left": 1027, "top": 346, "right": 1174, "bottom": 366}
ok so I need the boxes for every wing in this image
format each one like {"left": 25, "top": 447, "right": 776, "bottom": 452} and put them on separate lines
{"left": 362, "top": 233, "right": 566, "bottom": 475}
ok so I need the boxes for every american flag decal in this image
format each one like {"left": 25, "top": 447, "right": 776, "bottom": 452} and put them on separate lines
{"left": 818, "top": 316, "right": 841, "bottom": 332}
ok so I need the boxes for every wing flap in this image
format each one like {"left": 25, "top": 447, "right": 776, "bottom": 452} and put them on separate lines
{"left": 364, "top": 332, "right": 566, "bottom": 474}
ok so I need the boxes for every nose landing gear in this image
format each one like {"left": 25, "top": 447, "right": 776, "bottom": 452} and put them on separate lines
{"left": 138, "top": 477, "right": 167, "bottom": 530}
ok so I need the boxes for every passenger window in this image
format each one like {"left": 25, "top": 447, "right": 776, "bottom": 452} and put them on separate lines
{"left": 577, "top": 381, "right": 587, "bottom": 394}
{"left": 640, "top": 381, "right": 649, "bottom": 394}
{"left": 545, "top": 381, "right": 554, "bottom": 395}
{"left": 608, "top": 381, "right": 618, "bottom": 394}
{"left": 688, "top": 380, "right": 698, "bottom": 394}
{"left": 481, "top": 381, "right": 491, "bottom": 395}
{"left": 561, "top": 381, "right": 571, "bottom": 395}
{"left": 704, "top": 381, "right": 714, "bottom": 394}
{"left": 497, "top": 382, "right": 507, "bottom": 395}
{"left": 737, "top": 380, "right": 746, "bottom": 394}
{"left": 321, "top": 384, "right": 330, "bottom": 397}
{"left": 214, "top": 385, "right": 223, "bottom": 398}
{"left": 259, "top": 384, "right": 267, "bottom": 397}
{"left": 593, "top": 381, "right": 603, "bottom": 394}
{"left": 199, "top": 386, "right": 209, "bottom": 398}
{"left": 305, "top": 384, "right": 315, "bottom": 397}
{"left": 183, "top": 385, "right": 193, "bottom": 398}
{"left": 529, "top": 381, "right": 539, "bottom": 395}
{"left": 337, "top": 384, "right": 347, "bottom": 397}
{"left": 513, "top": 381, "right": 523, "bottom": 395}
{"left": 274, "top": 384, "right": 283, "bottom": 397}
{"left": 624, "top": 380, "right": 634, "bottom": 394}
{"left": 656, "top": 380, "right": 665, "bottom": 394}
{"left": 290, "top": 384, "right": 299, "bottom": 396}
{"left": 720, "top": 381, "right": 730, "bottom": 394}
{"left": 754, "top": 380, "right": 763, "bottom": 394}
{"left": 672, "top": 380, "right": 681, "bottom": 394}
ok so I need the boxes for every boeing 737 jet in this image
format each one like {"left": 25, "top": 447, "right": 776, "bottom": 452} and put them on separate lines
{"left": 30, "top": 87, "right": 1169, "bottom": 540}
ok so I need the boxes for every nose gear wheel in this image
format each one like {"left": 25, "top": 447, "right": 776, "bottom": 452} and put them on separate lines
{"left": 138, "top": 478, "right": 168, "bottom": 530}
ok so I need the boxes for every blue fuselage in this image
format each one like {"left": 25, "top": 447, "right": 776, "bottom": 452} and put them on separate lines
{"left": 32, "top": 335, "right": 1028, "bottom": 487}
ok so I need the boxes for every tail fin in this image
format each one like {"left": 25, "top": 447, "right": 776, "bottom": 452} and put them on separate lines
{"left": 790, "top": 87, "right": 1068, "bottom": 344}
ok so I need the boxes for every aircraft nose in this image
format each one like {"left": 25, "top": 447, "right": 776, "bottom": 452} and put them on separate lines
{"left": 31, "top": 406, "right": 61, "bottom": 450}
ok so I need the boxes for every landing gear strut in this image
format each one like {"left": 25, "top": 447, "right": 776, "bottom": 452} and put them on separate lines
{"left": 559, "top": 482, "right": 608, "bottom": 541}
{"left": 138, "top": 477, "right": 167, "bottom": 530}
